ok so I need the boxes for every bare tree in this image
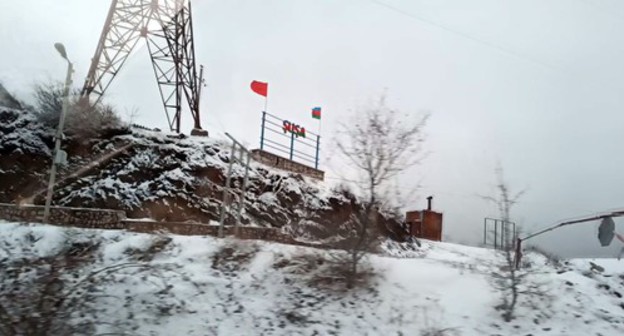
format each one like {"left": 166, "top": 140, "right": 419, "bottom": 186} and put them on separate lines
{"left": 482, "top": 165, "right": 525, "bottom": 226}
{"left": 484, "top": 166, "right": 546, "bottom": 322}
{"left": 334, "top": 94, "right": 428, "bottom": 287}
{"left": 123, "top": 105, "right": 140, "bottom": 125}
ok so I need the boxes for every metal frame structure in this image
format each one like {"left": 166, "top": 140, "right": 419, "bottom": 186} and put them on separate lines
{"left": 219, "top": 133, "right": 252, "bottom": 238}
{"left": 259, "top": 111, "right": 321, "bottom": 169}
{"left": 81, "top": 0, "right": 204, "bottom": 133}
{"left": 514, "top": 209, "right": 624, "bottom": 269}
{"left": 483, "top": 217, "right": 517, "bottom": 251}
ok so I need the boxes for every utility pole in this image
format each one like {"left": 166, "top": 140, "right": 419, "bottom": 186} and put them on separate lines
{"left": 43, "top": 43, "right": 73, "bottom": 222}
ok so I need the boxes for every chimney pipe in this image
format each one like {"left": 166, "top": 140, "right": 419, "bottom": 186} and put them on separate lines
{"left": 427, "top": 196, "right": 433, "bottom": 211}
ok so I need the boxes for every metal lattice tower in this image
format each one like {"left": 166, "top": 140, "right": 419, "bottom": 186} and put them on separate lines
{"left": 81, "top": 0, "right": 205, "bottom": 134}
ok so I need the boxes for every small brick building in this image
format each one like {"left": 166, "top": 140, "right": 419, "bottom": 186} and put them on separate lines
{"left": 405, "top": 196, "right": 443, "bottom": 241}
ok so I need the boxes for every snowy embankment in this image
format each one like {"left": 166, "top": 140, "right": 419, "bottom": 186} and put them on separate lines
{"left": 1, "top": 222, "right": 624, "bottom": 336}
{"left": 0, "top": 106, "right": 406, "bottom": 240}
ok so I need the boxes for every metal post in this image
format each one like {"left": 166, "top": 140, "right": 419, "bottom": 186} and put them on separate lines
{"left": 218, "top": 141, "right": 236, "bottom": 238}
{"left": 289, "top": 131, "right": 295, "bottom": 160}
{"left": 514, "top": 238, "right": 522, "bottom": 269}
{"left": 501, "top": 221, "right": 505, "bottom": 250}
{"left": 315, "top": 134, "right": 320, "bottom": 169}
{"left": 43, "top": 61, "right": 73, "bottom": 223}
{"left": 235, "top": 153, "right": 251, "bottom": 236}
{"left": 483, "top": 218, "right": 487, "bottom": 247}
{"left": 81, "top": 0, "right": 119, "bottom": 98}
{"left": 494, "top": 219, "right": 498, "bottom": 250}
{"left": 502, "top": 221, "right": 506, "bottom": 250}
{"left": 260, "top": 111, "right": 266, "bottom": 149}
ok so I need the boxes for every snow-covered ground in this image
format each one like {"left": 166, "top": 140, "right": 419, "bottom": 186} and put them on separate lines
{"left": 2, "top": 221, "right": 624, "bottom": 336}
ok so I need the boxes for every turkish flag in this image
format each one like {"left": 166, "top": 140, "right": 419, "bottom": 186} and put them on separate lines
{"left": 250, "top": 80, "right": 268, "bottom": 97}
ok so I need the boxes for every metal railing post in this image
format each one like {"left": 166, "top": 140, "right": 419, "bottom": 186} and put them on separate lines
{"left": 315, "top": 135, "right": 320, "bottom": 169}
{"left": 235, "top": 154, "right": 251, "bottom": 236}
{"left": 260, "top": 111, "right": 266, "bottom": 150}
{"left": 219, "top": 141, "right": 236, "bottom": 238}
{"left": 289, "top": 131, "right": 295, "bottom": 160}
{"left": 483, "top": 218, "right": 487, "bottom": 247}
{"left": 494, "top": 219, "right": 498, "bottom": 250}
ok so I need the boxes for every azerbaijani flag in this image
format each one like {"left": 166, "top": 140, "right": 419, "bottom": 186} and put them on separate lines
{"left": 312, "top": 107, "right": 321, "bottom": 120}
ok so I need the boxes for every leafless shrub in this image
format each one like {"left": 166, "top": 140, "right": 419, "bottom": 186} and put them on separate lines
{"left": 326, "top": 206, "right": 384, "bottom": 288}
{"left": 124, "top": 235, "right": 173, "bottom": 262}
{"left": 331, "top": 183, "right": 357, "bottom": 202}
{"left": 0, "top": 243, "right": 140, "bottom": 334}
{"left": 420, "top": 327, "right": 460, "bottom": 336}
{"left": 525, "top": 245, "right": 563, "bottom": 268}
{"left": 273, "top": 250, "right": 377, "bottom": 291}
{"left": 418, "top": 303, "right": 460, "bottom": 336}
{"left": 211, "top": 239, "right": 259, "bottom": 276}
{"left": 32, "top": 81, "right": 126, "bottom": 141}
{"left": 123, "top": 105, "right": 140, "bottom": 125}
{"left": 314, "top": 255, "right": 378, "bottom": 290}
{"left": 273, "top": 251, "right": 326, "bottom": 276}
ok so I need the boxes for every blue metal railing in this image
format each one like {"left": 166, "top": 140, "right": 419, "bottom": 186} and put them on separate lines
{"left": 259, "top": 111, "right": 321, "bottom": 169}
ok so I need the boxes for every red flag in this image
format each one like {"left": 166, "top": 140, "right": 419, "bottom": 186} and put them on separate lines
{"left": 250, "top": 80, "right": 268, "bottom": 97}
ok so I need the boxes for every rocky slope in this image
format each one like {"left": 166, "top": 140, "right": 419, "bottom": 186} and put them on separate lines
{"left": 0, "top": 106, "right": 407, "bottom": 241}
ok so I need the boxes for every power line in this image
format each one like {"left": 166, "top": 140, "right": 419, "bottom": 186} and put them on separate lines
{"left": 368, "top": 0, "right": 561, "bottom": 71}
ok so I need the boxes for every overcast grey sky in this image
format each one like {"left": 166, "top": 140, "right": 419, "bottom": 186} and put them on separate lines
{"left": 1, "top": 0, "right": 624, "bottom": 257}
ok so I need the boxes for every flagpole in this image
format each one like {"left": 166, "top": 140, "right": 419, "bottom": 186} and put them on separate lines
{"left": 318, "top": 116, "right": 321, "bottom": 136}
{"left": 316, "top": 108, "right": 321, "bottom": 170}
{"left": 264, "top": 96, "right": 268, "bottom": 112}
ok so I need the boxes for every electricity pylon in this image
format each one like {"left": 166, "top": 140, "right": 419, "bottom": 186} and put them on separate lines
{"left": 81, "top": 0, "right": 205, "bottom": 134}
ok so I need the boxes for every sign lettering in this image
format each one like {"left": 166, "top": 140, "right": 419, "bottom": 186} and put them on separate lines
{"left": 282, "top": 120, "right": 306, "bottom": 138}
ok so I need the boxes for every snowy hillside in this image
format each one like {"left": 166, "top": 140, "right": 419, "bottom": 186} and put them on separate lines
{"left": 0, "top": 106, "right": 406, "bottom": 241}
{"left": 2, "top": 221, "right": 623, "bottom": 336}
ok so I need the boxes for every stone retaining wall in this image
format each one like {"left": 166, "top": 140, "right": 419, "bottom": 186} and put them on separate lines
{"left": 251, "top": 149, "right": 325, "bottom": 181}
{"left": 123, "top": 220, "right": 329, "bottom": 249}
{"left": 0, "top": 204, "right": 335, "bottom": 250}
{"left": 0, "top": 203, "right": 126, "bottom": 229}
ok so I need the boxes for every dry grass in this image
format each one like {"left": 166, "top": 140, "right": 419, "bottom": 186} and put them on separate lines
{"left": 124, "top": 235, "right": 173, "bottom": 262}
{"left": 211, "top": 239, "right": 259, "bottom": 276}
{"left": 273, "top": 250, "right": 379, "bottom": 291}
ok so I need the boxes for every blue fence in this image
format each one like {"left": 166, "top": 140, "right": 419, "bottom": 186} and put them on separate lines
{"left": 259, "top": 111, "right": 321, "bottom": 169}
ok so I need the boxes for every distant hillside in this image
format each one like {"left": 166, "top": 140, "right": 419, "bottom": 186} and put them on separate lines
{"left": 0, "top": 106, "right": 407, "bottom": 241}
